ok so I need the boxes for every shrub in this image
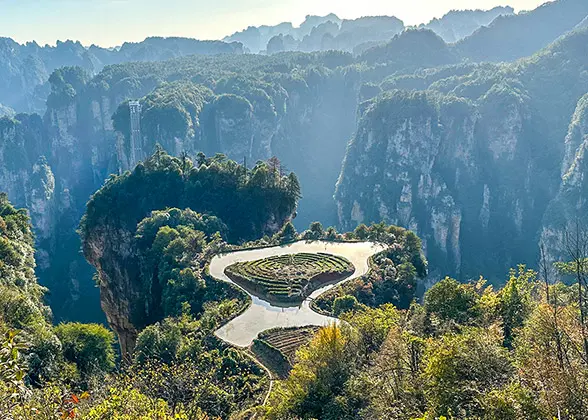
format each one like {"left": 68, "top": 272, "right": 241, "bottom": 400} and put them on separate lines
{"left": 332, "top": 295, "right": 358, "bottom": 316}
{"left": 54, "top": 323, "right": 115, "bottom": 384}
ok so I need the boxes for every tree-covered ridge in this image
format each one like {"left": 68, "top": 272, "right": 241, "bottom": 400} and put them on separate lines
{"left": 0, "top": 193, "right": 64, "bottom": 386}
{"left": 0, "top": 36, "right": 243, "bottom": 113}
{"left": 456, "top": 0, "right": 588, "bottom": 62}
{"left": 0, "top": 192, "right": 37, "bottom": 292}
{"left": 81, "top": 148, "right": 300, "bottom": 241}
{"left": 0, "top": 193, "right": 116, "bottom": 405}
{"left": 85, "top": 50, "right": 353, "bottom": 102}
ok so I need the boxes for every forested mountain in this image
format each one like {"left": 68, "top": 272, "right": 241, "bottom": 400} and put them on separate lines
{"left": 1, "top": 0, "right": 587, "bottom": 324}
{"left": 456, "top": 0, "right": 588, "bottom": 62}
{"left": 421, "top": 6, "right": 514, "bottom": 43}
{"left": 337, "top": 27, "right": 588, "bottom": 281}
{"left": 0, "top": 37, "right": 243, "bottom": 114}
{"left": 0, "top": 51, "right": 358, "bottom": 321}
{"left": 226, "top": 6, "right": 516, "bottom": 55}
{"left": 3, "top": 0, "right": 588, "bottom": 418}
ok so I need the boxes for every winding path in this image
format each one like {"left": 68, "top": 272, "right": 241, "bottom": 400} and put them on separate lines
{"left": 211, "top": 240, "right": 386, "bottom": 347}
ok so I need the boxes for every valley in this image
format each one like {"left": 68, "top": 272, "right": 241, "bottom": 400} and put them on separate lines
{"left": 3, "top": 1, "right": 588, "bottom": 418}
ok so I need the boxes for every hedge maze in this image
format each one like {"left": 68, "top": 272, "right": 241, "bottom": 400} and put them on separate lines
{"left": 225, "top": 253, "right": 354, "bottom": 303}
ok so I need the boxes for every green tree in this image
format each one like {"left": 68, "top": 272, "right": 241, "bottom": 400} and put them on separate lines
{"left": 270, "top": 325, "right": 350, "bottom": 419}
{"left": 424, "top": 277, "right": 482, "bottom": 327}
{"left": 354, "top": 224, "right": 369, "bottom": 240}
{"left": 0, "top": 331, "right": 28, "bottom": 413}
{"left": 355, "top": 326, "right": 426, "bottom": 419}
{"left": 423, "top": 327, "right": 513, "bottom": 418}
{"left": 325, "top": 226, "right": 339, "bottom": 241}
{"left": 305, "top": 221, "right": 324, "bottom": 240}
{"left": 133, "top": 320, "right": 183, "bottom": 365}
{"left": 514, "top": 302, "right": 588, "bottom": 418}
{"left": 277, "top": 221, "right": 297, "bottom": 243}
{"left": 81, "top": 387, "right": 197, "bottom": 420}
{"left": 498, "top": 266, "right": 536, "bottom": 347}
{"left": 54, "top": 323, "right": 115, "bottom": 383}
{"left": 481, "top": 382, "right": 543, "bottom": 420}
{"left": 332, "top": 295, "right": 358, "bottom": 316}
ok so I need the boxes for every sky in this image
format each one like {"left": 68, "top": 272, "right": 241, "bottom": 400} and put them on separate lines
{"left": 0, "top": 0, "right": 547, "bottom": 47}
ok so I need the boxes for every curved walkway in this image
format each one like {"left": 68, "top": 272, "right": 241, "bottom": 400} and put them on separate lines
{"left": 211, "top": 240, "right": 386, "bottom": 347}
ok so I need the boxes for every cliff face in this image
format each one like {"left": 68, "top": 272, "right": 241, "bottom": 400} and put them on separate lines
{"left": 541, "top": 94, "right": 588, "bottom": 261}
{"left": 83, "top": 224, "right": 140, "bottom": 356}
{"left": 337, "top": 26, "right": 588, "bottom": 282}
{"left": 336, "top": 86, "right": 581, "bottom": 281}
{"left": 0, "top": 108, "right": 106, "bottom": 322}
{"left": 336, "top": 93, "right": 473, "bottom": 278}
{"left": 0, "top": 53, "right": 360, "bottom": 323}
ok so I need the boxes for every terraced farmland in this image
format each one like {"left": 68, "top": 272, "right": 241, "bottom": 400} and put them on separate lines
{"left": 260, "top": 326, "right": 319, "bottom": 362}
{"left": 252, "top": 326, "right": 320, "bottom": 377}
{"left": 225, "top": 252, "right": 354, "bottom": 303}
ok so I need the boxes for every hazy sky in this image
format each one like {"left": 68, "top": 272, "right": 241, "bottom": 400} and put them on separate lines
{"left": 0, "top": 0, "right": 547, "bottom": 47}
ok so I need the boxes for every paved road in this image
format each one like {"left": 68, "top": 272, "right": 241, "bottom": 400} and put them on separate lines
{"left": 211, "top": 240, "right": 386, "bottom": 347}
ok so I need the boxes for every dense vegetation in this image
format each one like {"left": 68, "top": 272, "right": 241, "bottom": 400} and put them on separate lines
{"left": 4, "top": 185, "right": 588, "bottom": 420}
{"left": 81, "top": 149, "right": 300, "bottom": 242}
{"left": 0, "top": 192, "right": 270, "bottom": 419}
{"left": 225, "top": 252, "right": 354, "bottom": 303}
{"left": 4, "top": 308, "right": 269, "bottom": 419}
{"left": 267, "top": 266, "right": 588, "bottom": 420}
{"left": 0, "top": 36, "right": 243, "bottom": 113}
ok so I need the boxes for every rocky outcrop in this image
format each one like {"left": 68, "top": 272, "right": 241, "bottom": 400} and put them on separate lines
{"left": 337, "top": 25, "right": 588, "bottom": 282}
{"left": 335, "top": 85, "right": 572, "bottom": 281}
{"left": 541, "top": 94, "right": 588, "bottom": 261}
{"left": 336, "top": 92, "right": 471, "bottom": 278}
{"left": 82, "top": 224, "right": 140, "bottom": 358}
